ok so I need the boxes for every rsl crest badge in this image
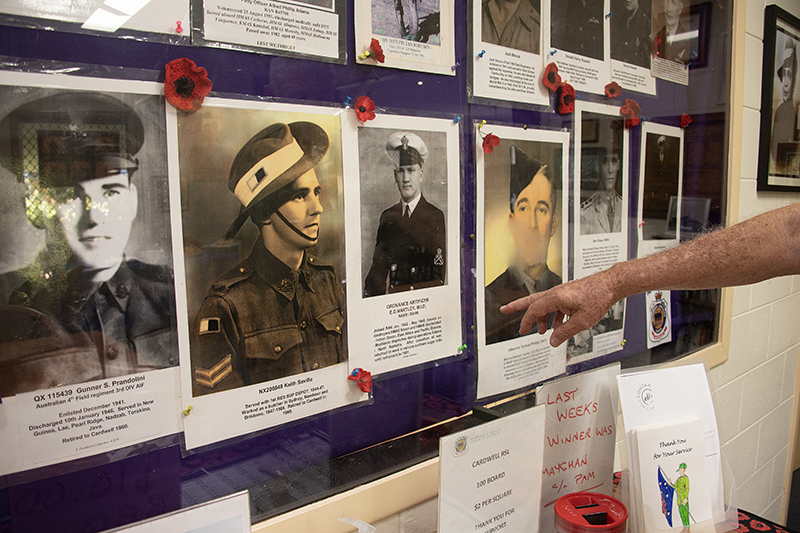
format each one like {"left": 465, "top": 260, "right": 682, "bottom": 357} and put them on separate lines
{"left": 454, "top": 435, "right": 468, "bottom": 457}
{"left": 647, "top": 290, "right": 671, "bottom": 347}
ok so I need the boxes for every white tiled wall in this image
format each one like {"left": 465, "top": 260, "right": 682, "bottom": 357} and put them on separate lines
{"left": 363, "top": 1, "right": 800, "bottom": 530}
{"left": 708, "top": 0, "right": 800, "bottom": 524}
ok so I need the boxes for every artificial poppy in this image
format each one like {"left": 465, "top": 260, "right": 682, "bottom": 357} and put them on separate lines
{"left": 605, "top": 81, "right": 623, "bottom": 99}
{"left": 164, "top": 58, "right": 212, "bottom": 112}
{"left": 482, "top": 133, "right": 500, "bottom": 154}
{"left": 355, "top": 95, "right": 376, "bottom": 122}
{"left": 557, "top": 83, "right": 576, "bottom": 114}
{"left": 370, "top": 38, "right": 385, "bottom": 63}
{"left": 348, "top": 368, "right": 373, "bottom": 393}
{"left": 542, "top": 63, "right": 562, "bottom": 92}
{"left": 620, "top": 98, "right": 641, "bottom": 128}
{"left": 680, "top": 113, "right": 693, "bottom": 128}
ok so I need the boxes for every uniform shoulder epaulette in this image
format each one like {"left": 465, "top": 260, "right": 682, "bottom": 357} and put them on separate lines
{"left": 305, "top": 254, "right": 335, "bottom": 272}
{"left": 209, "top": 262, "right": 255, "bottom": 295}
{"left": 581, "top": 194, "right": 597, "bottom": 209}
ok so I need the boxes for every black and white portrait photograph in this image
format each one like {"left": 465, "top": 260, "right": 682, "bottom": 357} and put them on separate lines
{"left": 610, "top": 0, "right": 651, "bottom": 68}
{"left": 359, "top": 127, "right": 448, "bottom": 298}
{"left": 0, "top": 82, "right": 178, "bottom": 398}
{"left": 579, "top": 114, "right": 625, "bottom": 236}
{"left": 342, "top": 114, "right": 461, "bottom": 378}
{"left": 652, "top": 0, "right": 692, "bottom": 64}
{"left": 758, "top": 6, "right": 800, "bottom": 191}
{"left": 481, "top": 0, "right": 541, "bottom": 55}
{"left": 637, "top": 122, "right": 683, "bottom": 257}
{"left": 550, "top": 0, "right": 604, "bottom": 61}
{"left": 573, "top": 103, "right": 629, "bottom": 280}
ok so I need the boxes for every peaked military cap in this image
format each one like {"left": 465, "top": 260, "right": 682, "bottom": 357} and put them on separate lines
{"left": 385, "top": 131, "right": 428, "bottom": 168}
{"left": 0, "top": 92, "right": 144, "bottom": 187}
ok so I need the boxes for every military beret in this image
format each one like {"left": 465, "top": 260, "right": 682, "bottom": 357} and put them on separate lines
{"left": 385, "top": 132, "right": 428, "bottom": 168}
{"left": 225, "top": 122, "right": 329, "bottom": 239}
{"left": 509, "top": 145, "right": 544, "bottom": 211}
{"left": 0, "top": 92, "right": 143, "bottom": 187}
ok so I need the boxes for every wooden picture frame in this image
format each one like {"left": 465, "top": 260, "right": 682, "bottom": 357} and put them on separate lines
{"left": 757, "top": 5, "right": 800, "bottom": 191}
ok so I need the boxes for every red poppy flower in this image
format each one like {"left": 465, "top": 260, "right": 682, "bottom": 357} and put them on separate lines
{"left": 738, "top": 525, "right": 750, "bottom": 533}
{"left": 680, "top": 113, "right": 692, "bottom": 128}
{"left": 542, "top": 63, "right": 562, "bottom": 92}
{"left": 164, "top": 58, "right": 212, "bottom": 112}
{"left": 605, "top": 81, "right": 623, "bottom": 99}
{"left": 355, "top": 95, "right": 376, "bottom": 122}
{"left": 370, "top": 38, "right": 385, "bottom": 63}
{"left": 738, "top": 512, "right": 750, "bottom": 522}
{"left": 482, "top": 133, "right": 500, "bottom": 154}
{"left": 348, "top": 368, "right": 373, "bottom": 393}
{"left": 749, "top": 521, "right": 770, "bottom": 531}
{"left": 557, "top": 83, "right": 576, "bottom": 114}
{"left": 620, "top": 98, "right": 641, "bottom": 128}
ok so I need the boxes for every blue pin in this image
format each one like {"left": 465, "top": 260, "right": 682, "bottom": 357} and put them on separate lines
{"left": 453, "top": 116, "right": 461, "bottom": 124}
{"left": 343, "top": 96, "right": 351, "bottom": 107}
{"left": 550, "top": 49, "right": 557, "bottom": 56}
{"left": 452, "top": 62, "right": 460, "bottom": 70}
{"left": 478, "top": 50, "right": 486, "bottom": 58}
{"left": 606, "top": 11, "right": 612, "bottom": 17}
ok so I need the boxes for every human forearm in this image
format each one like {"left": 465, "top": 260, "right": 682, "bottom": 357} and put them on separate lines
{"left": 604, "top": 203, "right": 800, "bottom": 301}
{"left": 500, "top": 203, "right": 800, "bottom": 347}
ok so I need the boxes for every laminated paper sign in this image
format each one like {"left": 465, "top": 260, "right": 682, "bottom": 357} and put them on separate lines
{"left": 439, "top": 405, "right": 546, "bottom": 533}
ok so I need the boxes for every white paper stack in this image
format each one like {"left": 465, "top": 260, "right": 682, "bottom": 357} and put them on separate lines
{"left": 617, "top": 364, "right": 724, "bottom": 533}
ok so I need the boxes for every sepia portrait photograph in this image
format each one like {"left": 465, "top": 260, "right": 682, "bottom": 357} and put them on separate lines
{"left": 0, "top": 80, "right": 178, "bottom": 397}
{"left": 175, "top": 104, "right": 347, "bottom": 398}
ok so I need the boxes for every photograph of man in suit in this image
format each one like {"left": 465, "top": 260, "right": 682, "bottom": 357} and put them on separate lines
{"left": 654, "top": 0, "right": 691, "bottom": 64}
{"left": 190, "top": 122, "right": 345, "bottom": 395}
{"left": 363, "top": 131, "right": 446, "bottom": 297}
{"left": 485, "top": 146, "right": 561, "bottom": 345}
{"left": 0, "top": 91, "right": 178, "bottom": 396}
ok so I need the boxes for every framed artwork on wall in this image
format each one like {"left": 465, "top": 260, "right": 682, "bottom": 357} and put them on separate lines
{"left": 758, "top": 5, "right": 800, "bottom": 191}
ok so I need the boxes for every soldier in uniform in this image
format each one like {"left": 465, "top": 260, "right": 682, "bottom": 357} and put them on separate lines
{"left": 580, "top": 125, "right": 623, "bottom": 236}
{"left": 610, "top": 0, "right": 651, "bottom": 68}
{"left": 484, "top": 147, "right": 561, "bottom": 345}
{"left": 0, "top": 92, "right": 178, "bottom": 396}
{"left": 363, "top": 132, "right": 446, "bottom": 297}
{"left": 191, "top": 122, "right": 344, "bottom": 396}
{"left": 481, "top": 0, "right": 540, "bottom": 55}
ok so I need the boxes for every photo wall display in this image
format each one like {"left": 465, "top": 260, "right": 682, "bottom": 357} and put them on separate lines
{"left": 471, "top": 0, "right": 713, "bottom": 105}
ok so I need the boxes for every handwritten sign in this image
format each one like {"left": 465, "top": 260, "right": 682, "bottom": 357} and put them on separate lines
{"left": 536, "top": 364, "right": 619, "bottom": 532}
{"left": 438, "top": 406, "right": 546, "bottom": 533}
